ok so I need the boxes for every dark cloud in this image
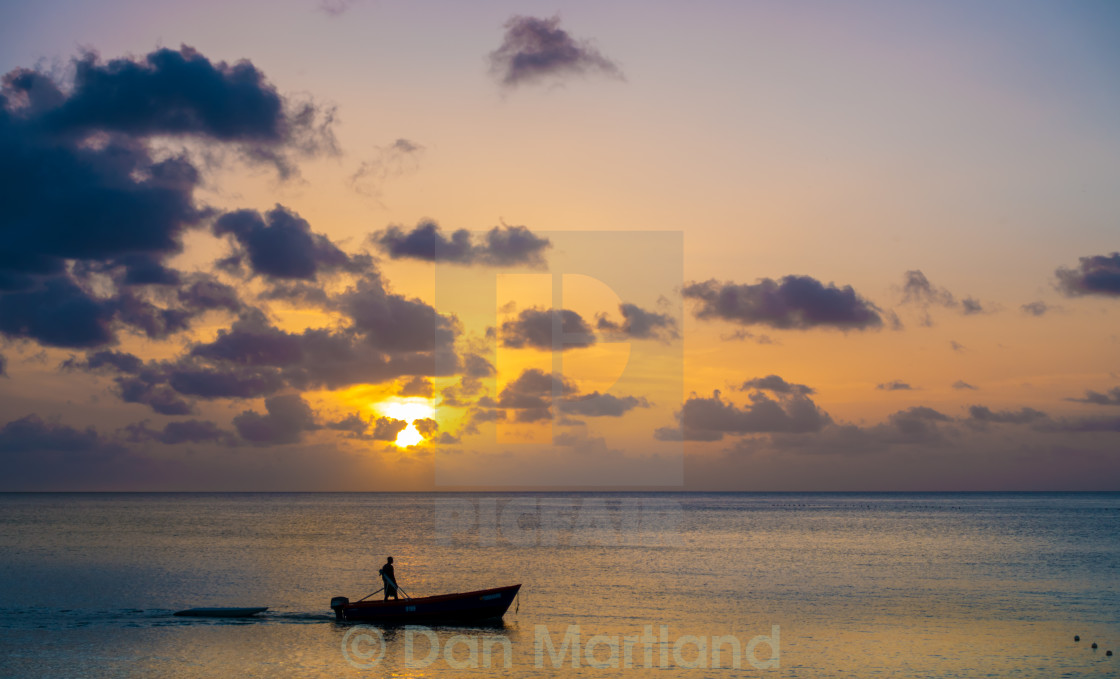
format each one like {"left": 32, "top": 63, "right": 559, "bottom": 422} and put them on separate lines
{"left": 1020, "top": 301, "right": 1051, "bottom": 316}
{"left": 739, "top": 375, "right": 814, "bottom": 395}
{"left": 0, "top": 414, "right": 104, "bottom": 454}
{"left": 371, "top": 417, "right": 407, "bottom": 441}
{"left": 169, "top": 365, "right": 285, "bottom": 400}
{"left": 678, "top": 389, "right": 831, "bottom": 440}
{"left": 968, "top": 405, "right": 1047, "bottom": 425}
{"left": 414, "top": 418, "right": 439, "bottom": 438}
{"left": 952, "top": 380, "right": 978, "bottom": 390}
{"left": 490, "top": 368, "right": 580, "bottom": 422}
{"left": 950, "top": 341, "right": 965, "bottom": 352}
{"left": 61, "top": 350, "right": 195, "bottom": 415}
{"left": 0, "top": 414, "right": 135, "bottom": 489}
{"left": 399, "top": 376, "right": 434, "bottom": 397}
{"left": 337, "top": 274, "right": 458, "bottom": 354}
{"left": 880, "top": 407, "right": 952, "bottom": 444}
{"left": 489, "top": 15, "right": 623, "bottom": 87}
{"left": 1056, "top": 253, "right": 1120, "bottom": 297}
{"left": 0, "top": 353, "right": 6, "bottom": 377}
{"left": 191, "top": 313, "right": 304, "bottom": 366}
{"left": 42, "top": 46, "right": 332, "bottom": 150}
{"left": 213, "top": 205, "right": 370, "bottom": 280}
{"left": 653, "top": 425, "right": 724, "bottom": 442}
{"left": 961, "top": 297, "right": 984, "bottom": 315}
{"left": 902, "top": 270, "right": 956, "bottom": 307}
{"left": 898, "top": 270, "right": 989, "bottom": 321}
{"left": 683, "top": 276, "right": 882, "bottom": 331}
{"left": 561, "top": 392, "right": 649, "bottom": 417}
{"left": 596, "top": 303, "right": 678, "bottom": 342}
{"left": 113, "top": 289, "right": 194, "bottom": 340}
{"left": 113, "top": 254, "right": 182, "bottom": 286}
{"left": 233, "top": 394, "right": 319, "bottom": 445}
{"left": 0, "top": 278, "right": 117, "bottom": 348}
{"left": 327, "top": 413, "right": 369, "bottom": 436}
{"left": 117, "top": 376, "right": 195, "bottom": 415}
{"left": 501, "top": 307, "right": 595, "bottom": 350}
{"left": 1066, "top": 387, "right": 1120, "bottom": 406}
{"left": 177, "top": 275, "right": 243, "bottom": 314}
{"left": 122, "top": 419, "right": 237, "bottom": 445}
{"left": 1036, "top": 415, "right": 1120, "bottom": 433}
{"left": 0, "top": 45, "right": 326, "bottom": 350}
{"left": 877, "top": 380, "right": 914, "bottom": 391}
{"left": 373, "top": 221, "right": 551, "bottom": 267}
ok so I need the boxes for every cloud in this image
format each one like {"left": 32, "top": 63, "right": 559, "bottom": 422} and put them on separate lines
{"left": 1020, "top": 301, "right": 1052, "bottom": 316}
{"left": 952, "top": 380, "right": 978, "bottom": 390}
{"left": 213, "top": 204, "right": 371, "bottom": 280}
{"left": 561, "top": 392, "right": 649, "bottom": 417}
{"left": 676, "top": 389, "right": 831, "bottom": 440}
{"left": 371, "top": 417, "right": 407, "bottom": 441}
{"left": 0, "top": 414, "right": 106, "bottom": 454}
{"left": 233, "top": 394, "right": 320, "bottom": 445}
{"left": 0, "top": 353, "right": 5, "bottom": 377}
{"left": 683, "top": 276, "right": 882, "bottom": 331}
{"left": 1066, "top": 387, "right": 1120, "bottom": 406}
{"left": 489, "top": 15, "right": 623, "bottom": 88}
{"left": 901, "top": 270, "right": 956, "bottom": 307}
{"left": 168, "top": 365, "right": 285, "bottom": 400}
{"left": 0, "top": 278, "right": 117, "bottom": 348}
{"left": 122, "top": 419, "right": 237, "bottom": 445}
{"left": 487, "top": 368, "right": 581, "bottom": 423}
{"left": 0, "top": 414, "right": 137, "bottom": 489}
{"left": 327, "top": 413, "right": 369, "bottom": 436}
{"left": 398, "top": 376, "right": 434, "bottom": 397}
{"left": 1037, "top": 415, "right": 1120, "bottom": 433}
{"left": 739, "top": 375, "right": 814, "bottom": 395}
{"left": 0, "top": 45, "right": 327, "bottom": 350}
{"left": 596, "top": 303, "right": 679, "bottom": 342}
{"left": 961, "top": 297, "right": 985, "bottom": 315}
{"left": 318, "top": 0, "right": 360, "bottom": 16}
{"left": 877, "top": 380, "right": 914, "bottom": 391}
{"left": 1056, "top": 253, "right": 1120, "bottom": 297}
{"left": 350, "top": 138, "right": 424, "bottom": 198}
{"left": 898, "top": 270, "right": 989, "bottom": 321}
{"left": 501, "top": 307, "right": 595, "bottom": 350}
{"left": 372, "top": 221, "right": 551, "bottom": 267}
{"left": 336, "top": 274, "right": 459, "bottom": 354}
{"left": 967, "top": 405, "right": 1048, "bottom": 425}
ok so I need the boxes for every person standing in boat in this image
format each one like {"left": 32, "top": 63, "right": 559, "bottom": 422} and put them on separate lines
{"left": 378, "top": 556, "right": 399, "bottom": 600}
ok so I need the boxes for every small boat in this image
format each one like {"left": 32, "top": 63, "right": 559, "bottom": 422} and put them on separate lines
{"left": 330, "top": 584, "right": 520, "bottom": 624}
{"left": 173, "top": 607, "right": 268, "bottom": 618}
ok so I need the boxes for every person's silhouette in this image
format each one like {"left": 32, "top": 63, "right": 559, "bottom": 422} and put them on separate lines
{"left": 378, "top": 556, "right": 398, "bottom": 600}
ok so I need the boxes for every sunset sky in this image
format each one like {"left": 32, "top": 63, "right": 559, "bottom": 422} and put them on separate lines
{"left": 2, "top": 0, "right": 1119, "bottom": 490}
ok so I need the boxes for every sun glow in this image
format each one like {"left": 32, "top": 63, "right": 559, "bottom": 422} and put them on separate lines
{"left": 377, "top": 399, "right": 435, "bottom": 447}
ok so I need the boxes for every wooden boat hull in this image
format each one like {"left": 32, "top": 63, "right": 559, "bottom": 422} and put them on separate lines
{"left": 173, "top": 607, "right": 268, "bottom": 618}
{"left": 331, "top": 584, "right": 520, "bottom": 624}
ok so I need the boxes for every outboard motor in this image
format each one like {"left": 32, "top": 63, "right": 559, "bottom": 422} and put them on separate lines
{"left": 330, "top": 596, "right": 349, "bottom": 621}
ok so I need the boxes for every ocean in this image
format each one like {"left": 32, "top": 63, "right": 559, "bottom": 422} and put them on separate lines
{"left": 1, "top": 492, "right": 1117, "bottom": 677}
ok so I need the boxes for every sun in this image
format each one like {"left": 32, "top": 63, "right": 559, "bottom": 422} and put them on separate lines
{"left": 377, "top": 398, "right": 435, "bottom": 447}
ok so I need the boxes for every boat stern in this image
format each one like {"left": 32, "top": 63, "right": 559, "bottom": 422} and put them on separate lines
{"left": 330, "top": 596, "right": 349, "bottom": 621}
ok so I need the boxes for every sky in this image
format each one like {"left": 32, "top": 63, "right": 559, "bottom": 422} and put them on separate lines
{"left": 1, "top": 0, "right": 1119, "bottom": 490}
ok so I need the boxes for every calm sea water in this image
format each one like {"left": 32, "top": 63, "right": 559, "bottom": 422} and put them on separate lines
{"left": 1, "top": 493, "right": 1117, "bottom": 678}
